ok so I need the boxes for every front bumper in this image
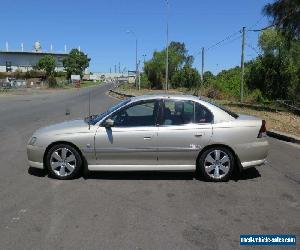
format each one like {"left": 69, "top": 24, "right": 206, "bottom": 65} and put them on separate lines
{"left": 28, "top": 160, "right": 44, "bottom": 169}
{"left": 27, "top": 145, "right": 45, "bottom": 169}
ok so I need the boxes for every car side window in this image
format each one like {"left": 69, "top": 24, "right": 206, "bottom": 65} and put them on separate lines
{"left": 195, "top": 102, "right": 213, "bottom": 123}
{"left": 162, "top": 100, "right": 194, "bottom": 125}
{"left": 110, "top": 100, "right": 158, "bottom": 127}
{"left": 162, "top": 100, "right": 213, "bottom": 125}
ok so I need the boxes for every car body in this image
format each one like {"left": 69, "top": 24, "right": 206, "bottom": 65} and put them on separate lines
{"left": 27, "top": 94, "right": 269, "bottom": 181}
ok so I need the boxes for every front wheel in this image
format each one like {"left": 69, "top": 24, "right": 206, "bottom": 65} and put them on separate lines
{"left": 198, "top": 147, "right": 234, "bottom": 182}
{"left": 46, "top": 144, "right": 82, "bottom": 180}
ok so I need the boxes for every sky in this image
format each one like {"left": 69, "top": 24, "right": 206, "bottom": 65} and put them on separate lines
{"left": 0, "top": 0, "right": 272, "bottom": 74}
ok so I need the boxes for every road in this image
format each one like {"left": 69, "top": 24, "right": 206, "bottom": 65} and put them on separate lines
{"left": 0, "top": 84, "right": 299, "bottom": 249}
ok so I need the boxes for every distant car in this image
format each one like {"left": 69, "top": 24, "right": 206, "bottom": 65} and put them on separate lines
{"left": 27, "top": 95, "right": 269, "bottom": 181}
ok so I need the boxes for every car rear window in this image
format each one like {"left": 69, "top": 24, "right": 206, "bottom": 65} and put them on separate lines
{"left": 205, "top": 100, "right": 239, "bottom": 119}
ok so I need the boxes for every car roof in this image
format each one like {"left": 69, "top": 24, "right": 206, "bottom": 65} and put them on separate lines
{"left": 130, "top": 94, "right": 200, "bottom": 102}
{"left": 129, "top": 94, "right": 236, "bottom": 123}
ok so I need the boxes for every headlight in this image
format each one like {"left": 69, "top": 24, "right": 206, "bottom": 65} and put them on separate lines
{"left": 28, "top": 137, "right": 37, "bottom": 146}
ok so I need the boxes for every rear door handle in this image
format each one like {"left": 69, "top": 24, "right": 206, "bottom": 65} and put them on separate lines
{"left": 195, "top": 133, "right": 203, "bottom": 137}
{"left": 144, "top": 136, "right": 152, "bottom": 140}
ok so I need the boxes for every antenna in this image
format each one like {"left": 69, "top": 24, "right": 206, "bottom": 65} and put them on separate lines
{"left": 21, "top": 43, "right": 24, "bottom": 52}
{"left": 64, "top": 45, "right": 67, "bottom": 53}
{"left": 6, "top": 42, "right": 8, "bottom": 52}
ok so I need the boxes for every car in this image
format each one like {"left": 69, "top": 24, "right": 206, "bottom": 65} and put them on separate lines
{"left": 27, "top": 94, "right": 269, "bottom": 181}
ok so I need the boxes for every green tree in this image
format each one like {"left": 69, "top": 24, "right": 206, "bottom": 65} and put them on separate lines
{"left": 203, "top": 71, "right": 215, "bottom": 84}
{"left": 63, "top": 49, "right": 90, "bottom": 79}
{"left": 263, "top": 0, "right": 300, "bottom": 41}
{"left": 247, "top": 29, "right": 300, "bottom": 100}
{"left": 171, "top": 65, "right": 201, "bottom": 89}
{"left": 144, "top": 41, "right": 194, "bottom": 89}
{"left": 36, "top": 55, "right": 56, "bottom": 78}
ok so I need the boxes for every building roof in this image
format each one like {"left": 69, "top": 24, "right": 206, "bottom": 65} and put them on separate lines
{"left": 0, "top": 51, "right": 67, "bottom": 56}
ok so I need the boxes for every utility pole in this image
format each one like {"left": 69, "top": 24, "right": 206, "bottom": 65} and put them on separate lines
{"left": 138, "top": 60, "right": 141, "bottom": 91}
{"left": 201, "top": 47, "right": 204, "bottom": 82}
{"left": 126, "top": 30, "right": 138, "bottom": 89}
{"left": 135, "top": 38, "right": 138, "bottom": 89}
{"left": 240, "top": 26, "right": 246, "bottom": 103}
{"left": 165, "top": 0, "right": 169, "bottom": 92}
{"left": 118, "top": 62, "right": 120, "bottom": 73}
{"left": 114, "top": 64, "right": 117, "bottom": 73}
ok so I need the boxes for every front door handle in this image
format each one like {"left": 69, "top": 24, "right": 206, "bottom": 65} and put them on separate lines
{"left": 144, "top": 136, "right": 152, "bottom": 140}
{"left": 195, "top": 133, "right": 203, "bottom": 137}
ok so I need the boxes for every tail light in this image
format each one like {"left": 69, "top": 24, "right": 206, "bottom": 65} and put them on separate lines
{"left": 258, "top": 120, "right": 267, "bottom": 138}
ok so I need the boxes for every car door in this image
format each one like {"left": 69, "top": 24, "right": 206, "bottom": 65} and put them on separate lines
{"left": 157, "top": 99, "right": 213, "bottom": 168}
{"left": 93, "top": 99, "right": 159, "bottom": 169}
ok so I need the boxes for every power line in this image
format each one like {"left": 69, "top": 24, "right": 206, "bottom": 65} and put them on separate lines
{"left": 192, "top": 30, "right": 241, "bottom": 57}
{"left": 247, "top": 15, "right": 266, "bottom": 31}
{"left": 206, "top": 30, "right": 241, "bottom": 51}
{"left": 248, "top": 23, "right": 274, "bottom": 32}
{"left": 211, "top": 34, "right": 242, "bottom": 50}
{"left": 245, "top": 43, "right": 262, "bottom": 56}
{"left": 248, "top": 8, "right": 297, "bottom": 32}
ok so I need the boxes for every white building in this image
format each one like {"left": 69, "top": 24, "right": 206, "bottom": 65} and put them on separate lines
{"left": 0, "top": 51, "right": 67, "bottom": 72}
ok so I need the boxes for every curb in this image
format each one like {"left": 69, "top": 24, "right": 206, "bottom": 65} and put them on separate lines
{"left": 109, "top": 88, "right": 134, "bottom": 98}
{"left": 267, "top": 130, "right": 300, "bottom": 144}
{"left": 108, "top": 82, "right": 135, "bottom": 98}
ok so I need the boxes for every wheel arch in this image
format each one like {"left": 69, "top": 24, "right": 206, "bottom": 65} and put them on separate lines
{"left": 43, "top": 141, "right": 87, "bottom": 171}
{"left": 196, "top": 144, "right": 242, "bottom": 172}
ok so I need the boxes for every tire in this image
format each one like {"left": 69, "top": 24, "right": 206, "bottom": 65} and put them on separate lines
{"left": 198, "top": 146, "right": 234, "bottom": 182}
{"left": 46, "top": 144, "right": 82, "bottom": 180}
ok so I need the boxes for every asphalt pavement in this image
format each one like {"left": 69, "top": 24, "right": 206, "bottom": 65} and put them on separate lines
{"left": 0, "top": 84, "right": 299, "bottom": 249}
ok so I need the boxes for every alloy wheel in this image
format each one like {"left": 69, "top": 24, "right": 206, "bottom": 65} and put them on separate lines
{"left": 204, "top": 149, "right": 230, "bottom": 180}
{"left": 50, "top": 147, "right": 77, "bottom": 177}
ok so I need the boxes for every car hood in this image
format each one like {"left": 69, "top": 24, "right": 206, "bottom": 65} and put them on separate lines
{"left": 34, "top": 119, "right": 91, "bottom": 136}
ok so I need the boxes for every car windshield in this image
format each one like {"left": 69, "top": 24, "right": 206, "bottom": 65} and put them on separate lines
{"left": 86, "top": 98, "right": 131, "bottom": 125}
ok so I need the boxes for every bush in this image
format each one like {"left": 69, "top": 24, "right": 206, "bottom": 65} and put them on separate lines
{"left": 171, "top": 65, "right": 201, "bottom": 89}
{"left": 55, "top": 71, "right": 67, "bottom": 78}
{"left": 140, "top": 73, "right": 151, "bottom": 89}
{"left": 24, "top": 70, "right": 45, "bottom": 79}
{"left": 245, "top": 89, "right": 265, "bottom": 103}
{"left": 48, "top": 76, "right": 58, "bottom": 88}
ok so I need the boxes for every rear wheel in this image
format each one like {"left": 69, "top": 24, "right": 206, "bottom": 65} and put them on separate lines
{"left": 198, "top": 147, "right": 234, "bottom": 182}
{"left": 46, "top": 144, "right": 82, "bottom": 180}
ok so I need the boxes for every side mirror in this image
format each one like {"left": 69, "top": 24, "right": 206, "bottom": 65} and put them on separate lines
{"left": 103, "top": 118, "right": 114, "bottom": 128}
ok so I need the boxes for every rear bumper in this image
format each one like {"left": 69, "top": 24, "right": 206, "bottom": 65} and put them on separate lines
{"left": 235, "top": 139, "right": 269, "bottom": 170}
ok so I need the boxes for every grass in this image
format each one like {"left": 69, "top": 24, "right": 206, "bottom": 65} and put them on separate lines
{"left": 55, "top": 80, "right": 102, "bottom": 89}
{"left": 80, "top": 80, "right": 102, "bottom": 88}
{"left": 0, "top": 80, "right": 103, "bottom": 95}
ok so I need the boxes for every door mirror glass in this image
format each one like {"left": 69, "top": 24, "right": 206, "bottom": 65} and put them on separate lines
{"left": 103, "top": 118, "right": 114, "bottom": 128}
